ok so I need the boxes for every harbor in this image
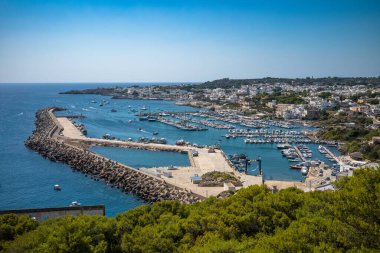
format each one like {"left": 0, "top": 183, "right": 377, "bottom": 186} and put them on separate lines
{"left": 41, "top": 109, "right": 267, "bottom": 198}
{"left": 55, "top": 107, "right": 343, "bottom": 192}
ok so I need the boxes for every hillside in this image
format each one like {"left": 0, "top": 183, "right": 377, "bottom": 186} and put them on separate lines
{"left": 1, "top": 168, "right": 379, "bottom": 252}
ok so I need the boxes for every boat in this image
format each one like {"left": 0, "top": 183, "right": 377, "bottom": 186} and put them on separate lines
{"left": 301, "top": 167, "right": 308, "bottom": 175}
{"left": 153, "top": 132, "right": 159, "bottom": 135}
{"left": 289, "top": 164, "right": 303, "bottom": 169}
{"left": 277, "top": 143, "right": 292, "bottom": 149}
{"left": 176, "top": 139, "right": 185, "bottom": 146}
{"left": 158, "top": 138, "right": 167, "bottom": 144}
{"left": 141, "top": 106, "right": 148, "bottom": 110}
{"left": 147, "top": 116, "right": 157, "bottom": 121}
{"left": 70, "top": 201, "right": 81, "bottom": 207}
{"left": 102, "top": 133, "right": 115, "bottom": 140}
{"left": 53, "top": 184, "right": 61, "bottom": 191}
{"left": 111, "top": 109, "right": 117, "bottom": 112}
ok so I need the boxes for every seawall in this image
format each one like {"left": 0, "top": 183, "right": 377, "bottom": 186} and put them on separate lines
{"left": 25, "top": 108, "right": 201, "bottom": 204}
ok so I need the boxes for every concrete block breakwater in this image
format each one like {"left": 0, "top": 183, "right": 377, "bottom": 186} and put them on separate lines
{"left": 25, "top": 108, "right": 200, "bottom": 204}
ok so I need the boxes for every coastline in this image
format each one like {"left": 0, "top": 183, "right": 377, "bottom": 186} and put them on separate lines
{"left": 25, "top": 108, "right": 203, "bottom": 203}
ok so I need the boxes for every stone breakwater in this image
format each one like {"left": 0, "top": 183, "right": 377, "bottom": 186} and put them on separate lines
{"left": 25, "top": 108, "right": 200, "bottom": 204}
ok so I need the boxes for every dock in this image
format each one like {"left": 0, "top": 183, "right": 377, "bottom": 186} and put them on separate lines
{"left": 136, "top": 111, "right": 200, "bottom": 116}
{"left": 321, "top": 146, "right": 340, "bottom": 163}
{"left": 293, "top": 145, "right": 307, "bottom": 162}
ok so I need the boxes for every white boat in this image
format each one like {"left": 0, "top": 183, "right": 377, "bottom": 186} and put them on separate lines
{"left": 70, "top": 201, "right": 81, "bottom": 207}
{"left": 53, "top": 184, "right": 61, "bottom": 191}
{"left": 141, "top": 106, "right": 148, "bottom": 110}
{"left": 277, "top": 143, "right": 292, "bottom": 149}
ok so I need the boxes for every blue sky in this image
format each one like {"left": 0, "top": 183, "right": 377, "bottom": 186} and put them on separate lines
{"left": 0, "top": 0, "right": 379, "bottom": 83}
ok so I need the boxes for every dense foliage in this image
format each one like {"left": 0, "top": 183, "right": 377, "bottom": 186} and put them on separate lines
{"left": 198, "top": 171, "right": 242, "bottom": 187}
{"left": 317, "top": 111, "right": 380, "bottom": 160}
{"left": 1, "top": 168, "right": 379, "bottom": 252}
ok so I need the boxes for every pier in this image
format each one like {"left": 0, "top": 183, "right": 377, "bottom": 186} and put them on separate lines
{"left": 136, "top": 111, "right": 200, "bottom": 116}
{"left": 294, "top": 146, "right": 307, "bottom": 162}
{"left": 155, "top": 117, "right": 207, "bottom": 131}
{"left": 321, "top": 146, "right": 340, "bottom": 163}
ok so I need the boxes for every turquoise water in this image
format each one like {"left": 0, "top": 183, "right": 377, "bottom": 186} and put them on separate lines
{"left": 90, "top": 146, "right": 190, "bottom": 168}
{"left": 0, "top": 83, "right": 340, "bottom": 216}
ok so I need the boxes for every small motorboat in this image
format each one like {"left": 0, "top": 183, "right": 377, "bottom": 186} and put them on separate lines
{"left": 111, "top": 109, "right": 117, "bottom": 112}
{"left": 53, "top": 184, "right": 61, "bottom": 191}
{"left": 153, "top": 132, "right": 159, "bottom": 135}
{"left": 289, "top": 164, "right": 303, "bottom": 170}
{"left": 70, "top": 201, "right": 81, "bottom": 207}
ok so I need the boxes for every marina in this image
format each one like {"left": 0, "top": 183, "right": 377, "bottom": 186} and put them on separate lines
{"left": 155, "top": 116, "right": 208, "bottom": 131}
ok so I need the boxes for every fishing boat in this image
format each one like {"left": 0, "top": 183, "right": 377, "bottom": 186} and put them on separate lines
{"left": 53, "top": 184, "right": 61, "bottom": 191}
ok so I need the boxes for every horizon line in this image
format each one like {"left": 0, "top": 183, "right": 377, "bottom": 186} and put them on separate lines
{"left": 1, "top": 76, "right": 379, "bottom": 85}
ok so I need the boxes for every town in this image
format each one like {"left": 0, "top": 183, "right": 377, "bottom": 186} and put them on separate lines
{"left": 64, "top": 77, "right": 380, "bottom": 166}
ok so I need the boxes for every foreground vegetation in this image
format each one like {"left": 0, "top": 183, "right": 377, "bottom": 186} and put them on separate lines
{"left": 1, "top": 168, "right": 379, "bottom": 252}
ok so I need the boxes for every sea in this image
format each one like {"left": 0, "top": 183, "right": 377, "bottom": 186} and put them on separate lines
{"left": 0, "top": 83, "right": 340, "bottom": 216}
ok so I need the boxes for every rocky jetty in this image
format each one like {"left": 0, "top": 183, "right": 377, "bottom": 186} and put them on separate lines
{"left": 25, "top": 108, "right": 200, "bottom": 204}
